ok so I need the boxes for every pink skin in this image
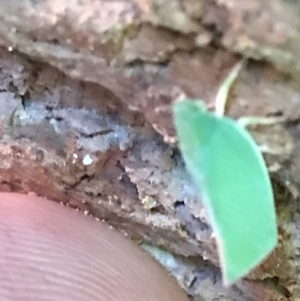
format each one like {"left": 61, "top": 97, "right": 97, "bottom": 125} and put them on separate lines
{"left": 0, "top": 193, "right": 189, "bottom": 301}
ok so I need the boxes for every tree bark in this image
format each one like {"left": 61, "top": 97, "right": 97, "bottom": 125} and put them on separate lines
{"left": 0, "top": 0, "right": 299, "bottom": 300}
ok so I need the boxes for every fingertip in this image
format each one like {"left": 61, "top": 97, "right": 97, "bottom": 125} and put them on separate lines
{"left": 0, "top": 193, "right": 189, "bottom": 301}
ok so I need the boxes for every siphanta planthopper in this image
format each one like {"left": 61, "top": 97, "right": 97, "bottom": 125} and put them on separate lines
{"left": 173, "top": 60, "right": 278, "bottom": 285}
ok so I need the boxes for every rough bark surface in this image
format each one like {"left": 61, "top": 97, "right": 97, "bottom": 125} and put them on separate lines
{"left": 0, "top": 0, "right": 299, "bottom": 300}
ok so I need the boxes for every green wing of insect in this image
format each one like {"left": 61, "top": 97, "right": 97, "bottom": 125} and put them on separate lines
{"left": 173, "top": 99, "right": 277, "bottom": 285}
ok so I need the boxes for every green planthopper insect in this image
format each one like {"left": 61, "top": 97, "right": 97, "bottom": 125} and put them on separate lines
{"left": 173, "top": 60, "right": 278, "bottom": 285}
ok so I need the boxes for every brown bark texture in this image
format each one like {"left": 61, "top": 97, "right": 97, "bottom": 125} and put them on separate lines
{"left": 0, "top": 0, "right": 299, "bottom": 300}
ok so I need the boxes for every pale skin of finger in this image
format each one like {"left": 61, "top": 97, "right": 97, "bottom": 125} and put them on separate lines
{"left": 0, "top": 193, "right": 189, "bottom": 301}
